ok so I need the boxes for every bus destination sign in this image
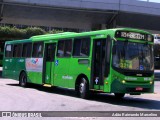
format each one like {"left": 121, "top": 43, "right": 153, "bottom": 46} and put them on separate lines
{"left": 115, "top": 31, "right": 147, "bottom": 40}
{"left": 121, "top": 32, "right": 144, "bottom": 40}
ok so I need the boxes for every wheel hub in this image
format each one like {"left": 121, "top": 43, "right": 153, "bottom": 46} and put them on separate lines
{"left": 79, "top": 83, "right": 84, "bottom": 93}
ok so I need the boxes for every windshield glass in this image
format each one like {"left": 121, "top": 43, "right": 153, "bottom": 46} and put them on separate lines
{"left": 112, "top": 41, "right": 154, "bottom": 71}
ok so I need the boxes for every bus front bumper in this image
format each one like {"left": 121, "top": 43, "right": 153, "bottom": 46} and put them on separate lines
{"left": 111, "top": 79, "right": 154, "bottom": 94}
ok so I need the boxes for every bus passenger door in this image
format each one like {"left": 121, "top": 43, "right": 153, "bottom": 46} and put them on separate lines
{"left": 92, "top": 37, "right": 111, "bottom": 91}
{"left": 44, "top": 43, "right": 56, "bottom": 85}
{"left": 92, "top": 39, "right": 106, "bottom": 90}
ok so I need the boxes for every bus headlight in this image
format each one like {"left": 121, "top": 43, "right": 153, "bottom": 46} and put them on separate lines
{"left": 150, "top": 81, "right": 153, "bottom": 84}
{"left": 122, "top": 80, "right": 126, "bottom": 84}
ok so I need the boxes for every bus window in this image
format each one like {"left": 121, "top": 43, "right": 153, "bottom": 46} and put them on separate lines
{"left": 22, "top": 43, "right": 32, "bottom": 57}
{"left": 73, "top": 38, "right": 90, "bottom": 57}
{"left": 32, "top": 42, "right": 44, "bottom": 58}
{"left": 64, "top": 40, "right": 72, "bottom": 57}
{"left": 57, "top": 40, "right": 65, "bottom": 57}
{"left": 5, "top": 44, "right": 13, "bottom": 57}
{"left": 13, "top": 44, "right": 22, "bottom": 57}
{"left": 57, "top": 40, "right": 72, "bottom": 57}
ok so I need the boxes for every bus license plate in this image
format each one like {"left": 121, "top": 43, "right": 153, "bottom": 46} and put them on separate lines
{"left": 136, "top": 87, "right": 143, "bottom": 91}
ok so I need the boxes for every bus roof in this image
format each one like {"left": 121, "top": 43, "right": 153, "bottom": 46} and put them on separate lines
{"left": 5, "top": 28, "right": 152, "bottom": 44}
{"left": 31, "top": 32, "right": 76, "bottom": 39}
{"left": 30, "top": 28, "right": 152, "bottom": 42}
{"left": 5, "top": 39, "right": 31, "bottom": 44}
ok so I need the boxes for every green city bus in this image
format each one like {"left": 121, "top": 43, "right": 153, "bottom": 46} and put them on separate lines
{"left": 2, "top": 28, "right": 154, "bottom": 99}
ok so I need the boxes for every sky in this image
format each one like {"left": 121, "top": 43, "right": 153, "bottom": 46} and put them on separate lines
{"left": 138, "top": 0, "right": 160, "bottom": 3}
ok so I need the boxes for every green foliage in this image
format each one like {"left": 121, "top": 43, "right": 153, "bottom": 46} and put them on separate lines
{"left": 48, "top": 29, "right": 63, "bottom": 34}
{"left": 10, "top": 27, "right": 26, "bottom": 38}
{"left": 0, "top": 26, "right": 63, "bottom": 41}
{"left": 0, "top": 26, "right": 11, "bottom": 37}
{"left": 25, "top": 27, "right": 46, "bottom": 38}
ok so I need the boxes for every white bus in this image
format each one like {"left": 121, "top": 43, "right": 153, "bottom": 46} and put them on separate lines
{"left": 154, "top": 34, "right": 160, "bottom": 44}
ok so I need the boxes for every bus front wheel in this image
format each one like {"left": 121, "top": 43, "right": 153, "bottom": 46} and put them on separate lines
{"left": 78, "top": 78, "right": 89, "bottom": 99}
{"left": 19, "top": 72, "right": 27, "bottom": 87}
{"left": 114, "top": 93, "right": 125, "bottom": 99}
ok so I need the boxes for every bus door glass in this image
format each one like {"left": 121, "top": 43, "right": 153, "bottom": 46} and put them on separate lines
{"left": 44, "top": 43, "right": 56, "bottom": 84}
{"left": 93, "top": 39, "right": 106, "bottom": 89}
{"left": 92, "top": 37, "right": 111, "bottom": 90}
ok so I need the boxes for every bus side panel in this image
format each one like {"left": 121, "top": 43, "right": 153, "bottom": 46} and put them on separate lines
{"left": 14, "top": 58, "right": 26, "bottom": 80}
{"left": 103, "top": 74, "right": 112, "bottom": 93}
{"left": 12, "top": 58, "right": 18, "bottom": 80}
{"left": 68, "top": 58, "right": 91, "bottom": 88}
{"left": 27, "top": 72, "right": 42, "bottom": 84}
{"left": 3, "top": 58, "right": 15, "bottom": 79}
{"left": 53, "top": 58, "right": 69, "bottom": 88}
{"left": 53, "top": 57, "right": 91, "bottom": 89}
{"left": 3, "top": 58, "right": 10, "bottom": 78}
{"left": 25, "top": 58, "right": 43, "bottom": 84}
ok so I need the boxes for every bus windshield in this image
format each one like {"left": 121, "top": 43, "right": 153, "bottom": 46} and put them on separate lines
{"left": 112, "top": 41, "right": 154, "bottom": 71}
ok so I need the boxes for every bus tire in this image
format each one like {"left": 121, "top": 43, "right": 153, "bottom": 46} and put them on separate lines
{"left": 114, "top": 93, "right": 125, "bottom": 99}
{"left": 78, "top": 77, "right": 89, "bottom": 99}
{"left": 19, "top": 72, "right": 27, "bottom": 87}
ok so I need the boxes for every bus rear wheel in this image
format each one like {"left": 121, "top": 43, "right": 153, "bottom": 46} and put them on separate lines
{"left": 78, "top": 78, "right": 89, "bottom": 99}
{"left": 114, "top": 93, "right": 125, "bottom": 99}
{"left": 19, "top": 72, "right": 27, "bottom": 87}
